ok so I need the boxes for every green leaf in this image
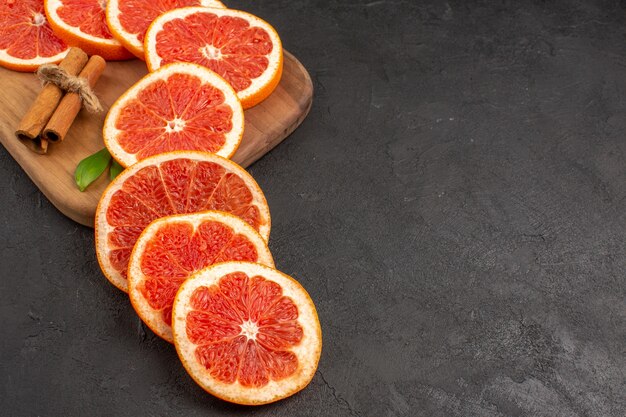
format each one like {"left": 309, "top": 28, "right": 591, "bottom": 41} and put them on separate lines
{"left": 75, "top": 148, "right": 111, "bottom": 192}
{"left": 109, "top": 159, "right": 124, "bottom": 181}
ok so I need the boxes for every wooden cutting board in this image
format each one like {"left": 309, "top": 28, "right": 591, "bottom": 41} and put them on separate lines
{"left": 0, "top": 51, "right": 312, "bottom": 227}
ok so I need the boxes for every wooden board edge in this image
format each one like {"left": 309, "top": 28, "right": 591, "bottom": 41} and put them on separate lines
{"left": 239, "top": 53, "right": 313, "bottom": 166}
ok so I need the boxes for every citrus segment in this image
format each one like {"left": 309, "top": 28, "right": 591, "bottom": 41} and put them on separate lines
{"left": 106, "top": 0, "right": 225, "bottom": 59}
{"left": 128, "top": 211, "right": 274, "bottom": 342}
{"left": 103, "top": 63, "right": 244, "bottom": 167}
{"left": 0, "top": 0, "right": 68, "bottom": 72}
{"left": 95, "top": 151, "right": 271, "bottom": 293}
{"left": 44, "top": 0, "right": 133, "bottom": 60}
{"left": 145, "top": 7, "right": 283, "bottom": 108}
{"left": 172, "top": 262, "right": 322, "bottom": 405}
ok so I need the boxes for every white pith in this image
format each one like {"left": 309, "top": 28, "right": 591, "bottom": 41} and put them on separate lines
{"left": 95, "top": 151, "right": 271, "bottom": 293}
{"left": 165, "top": 117, "right": 186, "bottom": 133}
{"left": 33, "top": 13, "right": 46, "bottom": 26}
{"left": 201, "top": 44, "right": 222, "bottom": 60}
{"left": 144, "top": 7, "right": 282, "bottom": 104}
{"left": 127, "top": 211, "right": 274, "bottom": 342}
{"left": 45, "top": 0, "right": 124, "bottom": 46}
{"left": 103, "top": 62, "right": 244, "bottom": 167}
{"left": 105, "top": 0, "right": 225, "bottom": 56}
{"left": 172, "top": 262, "right": 322, "bottom": 405}
{"left": 0, "top": 48, "right": 68, "bottom": 66}
{"left": 240, "top": 320, "right": 259, "bottom": 340}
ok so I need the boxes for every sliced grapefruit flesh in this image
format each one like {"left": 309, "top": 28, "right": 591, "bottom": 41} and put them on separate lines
{"left": 95, "top": 151, "right": 271, "bottom": 293}
{"left": 44, "top": 0, "right": 133, "bottom": 60}
{"left": 103, "top": 62, "right": 244, "bottom": 167}
{"left": 106, "top": 0, "right": 225, "bottom": 59}
{"left": 145, "top": 7, "right": 283, "bottom": 109}
{"left": 0, "top": 0, "right": 69, "bottom": 72}
{"left": 128, "top": 211, "right": 274, "bottom": 342}
{"left": 172, "top": 262, "right": 322, "bottom": 405}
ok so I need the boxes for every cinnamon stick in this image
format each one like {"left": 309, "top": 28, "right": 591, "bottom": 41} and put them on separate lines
{"left": 42, "top": 55, "right": 106, "bottom": 143}
{"left": 15, "top": 47, "right": 88, "bottom": 154}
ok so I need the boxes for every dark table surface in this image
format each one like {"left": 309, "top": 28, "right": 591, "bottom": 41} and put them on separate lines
{"left": 2, "top": 1, "right": 625, "bottom": 416}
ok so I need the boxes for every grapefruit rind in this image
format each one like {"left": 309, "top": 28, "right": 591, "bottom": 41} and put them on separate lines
{"left": 103, "top": 62, "right": 244, "bottom": 167}
{"left": 95, "top": 151, "right": 271, "bottom": 293}
{"left": 44, "top": 0, "right": 133, "bottom": 60}
{"left": 128, "top": 211, "right": 275, "bottom": 343}
{"left": 172, "top": 261, "right": 322, "bottom": 405}
{"left": 0, "top": 48, "right": 68, "bottom": 72}
{"left": 105, "top": 0, "right": 226, "bottom": 60}
{"left": 144, "top": 7, "right": 283, "bottom": 109}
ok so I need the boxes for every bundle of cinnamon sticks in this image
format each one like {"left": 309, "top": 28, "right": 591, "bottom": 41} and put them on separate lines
{"left": 15, "top": 47, "right": 106, "bottom": 154}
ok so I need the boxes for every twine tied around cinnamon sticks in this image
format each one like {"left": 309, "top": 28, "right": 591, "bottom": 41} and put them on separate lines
{"left": 36, "top": 64, "right": 103, "bottom": 113}
{"left": 15, "top": 47, "right": 106, "bottom": 154}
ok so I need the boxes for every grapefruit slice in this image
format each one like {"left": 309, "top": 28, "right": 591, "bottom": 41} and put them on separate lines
{"left": 144, "top": 7, "right": 283, "bottom": 109}
{"left": 0, "top": 0, "right": 69, "bottom": 72}
{"left": 172, "top": 262, "right": 322, "bottom": 405}
{"left": 44, "top": 0, "right": 133, "bottom": 60}
{"left": 106, "top": 0, "right": 225, "bottom": 59}
{"left": 95, "top": 151, "right": 271, "bottom": 293}
{"left": 103, "top": 62, "right": 244, "bottom": 167}
{"left": 128, "top": 211, "right": 274, "bottom": 342}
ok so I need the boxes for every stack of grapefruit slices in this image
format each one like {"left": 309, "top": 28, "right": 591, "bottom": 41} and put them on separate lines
{"left": 1, "top": 0, "right": 320, "bottom": 406}
{"left": 95, "top": 152, "right": 322, "bottom": 405}
{"left": 76, "top": 2, "right": 315, "bottom": 407}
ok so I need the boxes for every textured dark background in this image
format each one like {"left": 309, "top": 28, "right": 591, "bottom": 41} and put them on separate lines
{"left": 1, "top": 0, "right": 625, "bottom": 416}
